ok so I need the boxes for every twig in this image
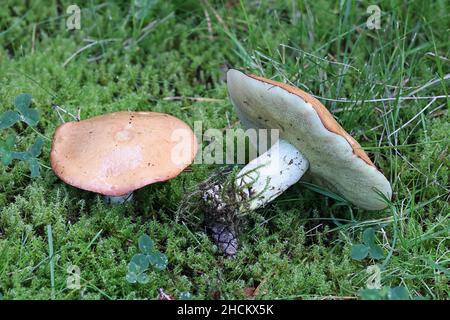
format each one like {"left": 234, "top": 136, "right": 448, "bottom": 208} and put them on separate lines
{"left": 280, "top": 44, "right": 360, "bottom": 72}
{"left": 123, "top": 21, "right": 158, "bottom": 48}
{"left": 291, "top": 0, "right": 299, "bottom": 25}
{"left": 163, "top": 96, "right": 224, "bottom": 102}
{"left": 319, "top": 72, "right": 449, "bottom": 107}
{"left": 31, "top": 23, "right": 37, "bottom": 54}
{"left": 47, "top": 225, "right": 55, "bottom": 300}
{"left": 202, "top": 0, "right": 229, "bottom": 32}
{"left": 315, "top": 95, "right": 447, "bottom": 104}
{"left": 406, "top": 73, "right": 450, "bottom": 97}
{"left": 29, "top": 125, "right": 52, "bottom": 141}
{"left": 203, "top": 6, "right": 214, "bottom": 40}
{"left": 52, "top": 104, "right": 79, "bottom": 122}
{"left": 425, "top": 52, "right": 449, "bottom": 62}
{"left": 319, "top": 295, "right": 357, "bottom": 300}
{"left": 54, "top": 107, "right": 65, "bottom": 123}
{"left": 62, "top": 39, "right": 119, "bottom": 67}
{"left": 123, "top": 13, "right": 174, "bottom": 49}
{"left": 87, "top": 54, "right": 105, "bottom": 63}
{"left": 387, "top": 98, "right": 438, "bottom": 138}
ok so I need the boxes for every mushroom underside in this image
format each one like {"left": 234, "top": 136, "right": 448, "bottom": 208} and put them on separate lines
{"left": 227, "top": 69, "right": 392, "bottom": 211}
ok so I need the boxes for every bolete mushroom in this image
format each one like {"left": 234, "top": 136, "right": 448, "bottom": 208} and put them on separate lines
{"left": 227, "top": 69, "right": 392, "bottom": 211}
{"left": 50, "top": 111, "right": 197, "bottom": 204}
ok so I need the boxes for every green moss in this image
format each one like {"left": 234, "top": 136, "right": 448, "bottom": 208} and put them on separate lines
{"left": 0, "top": 0, "right": 449, "bottom": 299}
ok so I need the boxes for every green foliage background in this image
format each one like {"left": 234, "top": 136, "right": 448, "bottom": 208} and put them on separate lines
{"left": 0, "top": 0, "right": 448, "bottom": 299}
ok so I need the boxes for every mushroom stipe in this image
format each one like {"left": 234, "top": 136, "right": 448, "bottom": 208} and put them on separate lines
{"left": 225, "top": 69, "right": 392, "bottom": 211}
{"left": 199, "top": 69, "right": 393, "bottom": 255}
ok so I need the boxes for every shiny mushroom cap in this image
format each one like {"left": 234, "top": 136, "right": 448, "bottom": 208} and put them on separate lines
{"left": 50, "top": 111, "right": 198, "bottom": 196}
{"left": 227, "top": 69, "right": 392, "bottom": 210}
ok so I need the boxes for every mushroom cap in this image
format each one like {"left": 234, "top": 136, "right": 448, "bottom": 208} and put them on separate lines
{"left": 227, "top": 69, "right": 392, "bottom": 210}
{"left": 50, "top": 111, "right": 198, "bottom": 196}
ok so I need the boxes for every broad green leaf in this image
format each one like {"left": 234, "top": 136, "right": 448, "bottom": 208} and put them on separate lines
{"left": 179, "top": 292, "right": 192, "bottom": 300}
{"left": 359, "top": 288, "right": 383, "bottom": 300}
{"left": 11, "top": 151, "right": 31, "bottom": 161}
{"left": 14, "top": 93, "right": 39, "bottom": 126}
{"left": 20, "top": 108, "right": 39, "bottom": 127}
{"left": 350, "top": 244, "right": 369, "bottom": 261}
{"left": 130, "top": 253, "right": 149, "bottom": 270}
{"left": 1, "top": 152, "right": 13, "bottom": 166}
{"left": 126, "top": 272, "right": 137, "bottom": 284}
{"left": 127, "top": 262, "right": 139, "bottom": 274}
{"left": 388, "top": 286, "right": 410, "bottom": 300}
{"left": 0, "top": 111, "right": 20, "bottom": 129}
{"left": 138, "top": 234, "right": 154, "bottom": 254}
{"left": 148, "top": 252, "right": 168, "bottom": 270}
{"left": 0, "top": 136, "right": 15, "bottom": 165}
{"left": 28, "top": 158, "right": 40, "bottom": 177}
{"left": 14, "top": 93, "right": 32, "bottom": 111}
{"left": 28, "top": 138, "right": 44, "bottom": 157}
{"left": 368, "top": 244, "right": 385, "bottom": 260}
{"left": 137, "top": 273, "right": 149, "bottom": 284}
{"left": 362, "top": 228, "right": 384, "bottom": 259}
{"left": 5, "top": 135, "right": 16, "bottom": 149}
{"left": 362, "top": 228, "right": 376, "bottom": 247}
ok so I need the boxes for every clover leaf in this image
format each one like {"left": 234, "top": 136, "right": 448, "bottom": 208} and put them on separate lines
{"left": 0, "top": 111, "right": 21, "bottom": 129}
{"left": 1, "top": 94, "right": 44, "bottom": 177}
{"left": 0, "top": 152, "right": 13, "bottom": 166}
{"left": 28, "top": 138, "right": 44, "bottom": 157}
{"left": 359, "top": 288, "right": 386, "bottom": 300}
{"left": 360, "top": 286, "right": 411, "bottom": 300}
{"left": 125, "top": 272, "right": 138, "bottom": 283}
{"left": 14, "top": 93, "right": 39, "bottom": 126}
{"left": 126, "top": 234, "right": 168, "bottom": 284}
{"left": 350, "top": 244, "right": 370, "bottom": 261}
{"left": 2, "top": 137, "right": 43, "bottom": 177}
{"left": 362, "top": 228, "right": 377, "bottom": 247}
{"left": 1, "top": 93, "right": 39, "bottom": 128}
{"left": 179, "top": 292, "right": 192, "bottom": 300}
{"left": 131, "top": 253, "right": 150, "bottom": 271}
{"left": 138, "top": 234, "right": 154, "bottom": 255}
{"left": 27, "top": 158, "right": 40, "bottom": 178}
{"left": 388, "top": 286, "right": 410, "bottom": 300}
{"left": 0, "top": 135, "right": 16, "bottom": 166}
{"left": 148, "top": 251, "right": 168, "bottom": 270}
{"left": 136, "top": 273, "right": 149, "bottom": 284}
{"left": 14, "top": 93, "right": 32, "bottom": 110}
{"left": 368, "top": 243, "right": 385, "bottom": 259}
{"left": 350, "top": 228, "right": 385, "bottom": 261}
{"left": 127, "top": 254, "right": 150, "bottom": 284}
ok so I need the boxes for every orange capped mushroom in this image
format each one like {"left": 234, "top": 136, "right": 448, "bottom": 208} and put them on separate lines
{"left": 50, "top": 111, "right": 197, "bottom": 203}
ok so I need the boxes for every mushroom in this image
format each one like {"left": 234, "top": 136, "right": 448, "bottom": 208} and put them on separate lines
{"left": 50, "top": 111, "right": 197, "bottom": 204}
{"left": 227, "top": 69, "right": 392, "bottom": 211}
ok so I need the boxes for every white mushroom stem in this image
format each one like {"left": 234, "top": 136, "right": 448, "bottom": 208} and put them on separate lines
{"left": 236, "top": 139, "right": 309, "bottom": 210}
{"left": 103, "top": 192, "right": 133, "bottom": 205}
